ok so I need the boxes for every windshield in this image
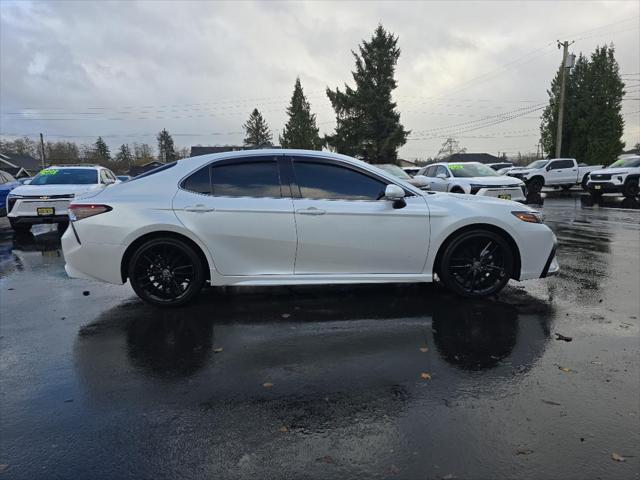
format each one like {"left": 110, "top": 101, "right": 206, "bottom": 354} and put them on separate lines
{"left": 448, "top": 163, "right": 499, "bottom": 178}
{"left": 526, "top": 160, "right": 549, "bottom": 169}
{"left": 377, "top": 164, "right": 412, "bottom": 180}
{"left": 30, "top": 168, "right": 98, "bottom": 185}
{"left": 608, "top": 157, "right": 640, "bottom": 168}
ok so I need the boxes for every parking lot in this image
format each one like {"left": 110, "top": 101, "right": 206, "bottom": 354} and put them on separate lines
{"left": 0, "top": 193, "right": 638, "bottom": 479}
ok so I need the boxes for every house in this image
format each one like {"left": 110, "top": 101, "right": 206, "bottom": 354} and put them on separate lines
{"left": 128, "top": 161, "right": 164, "bottom": 177}
{"left": 0, "top": 152, "right": 42, "bottom": 178}
{"left": 444, "top": 153, "right": 502, "bottom": 164}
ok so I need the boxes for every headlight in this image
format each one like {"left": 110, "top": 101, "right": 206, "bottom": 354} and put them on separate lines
{"left": 512, "top": 210, "right": 544, "bottom": 223}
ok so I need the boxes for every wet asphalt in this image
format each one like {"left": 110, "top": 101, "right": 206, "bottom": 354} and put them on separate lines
{"left": 0, "top": 193, "right": 638, "bottom": 480}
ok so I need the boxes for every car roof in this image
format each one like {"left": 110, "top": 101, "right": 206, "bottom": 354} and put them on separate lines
{"left": 46, "top": 165, "right": 104, "bottom": 170}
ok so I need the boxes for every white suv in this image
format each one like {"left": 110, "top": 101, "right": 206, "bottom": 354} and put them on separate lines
{"left": 6, "top": 165, "right": 119, "bottom": 233}
{"left": 586, "top": 155, "right": 640, "bottom": 199}
{"left": 417, "top": 162, "right": 526, "bottom": 202}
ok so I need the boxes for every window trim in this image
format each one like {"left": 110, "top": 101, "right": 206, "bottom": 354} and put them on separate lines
{"left": 289, "top": 156, "right": 414, "bottom": 201}
{"left": 179, "top": 155, "right": 285, "bottom": 199}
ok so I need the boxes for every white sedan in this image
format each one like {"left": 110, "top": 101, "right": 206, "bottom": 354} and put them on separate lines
{"left": 62, "top": 150, "right": 558, "bottom": 306}
{"left": 418, "top": 162, "right": 527, "bottom": 202}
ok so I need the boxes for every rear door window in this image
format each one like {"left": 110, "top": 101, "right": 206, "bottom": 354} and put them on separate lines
{"left": 211, "top": 160, "right": 282, "bottom": 198}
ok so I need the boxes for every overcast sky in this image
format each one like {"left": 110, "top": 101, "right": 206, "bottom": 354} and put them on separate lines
{"left": 1, "top": 0, "right": 638, "bottom": 160}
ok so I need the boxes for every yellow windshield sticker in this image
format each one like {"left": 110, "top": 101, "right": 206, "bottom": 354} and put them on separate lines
{"left": 40, "top": 169, "right": 58, "bottom": 175}
{"left": 449, "top": 164, "right": 463, "bottom": 170}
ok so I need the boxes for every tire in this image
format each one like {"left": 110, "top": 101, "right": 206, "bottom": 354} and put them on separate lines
{"left": 527, "top": 177, "right": 544, "bottom": 193}
{"left": 438, "top": 229, "right": 514, "bottom": 298}
{"left": 9, "top": 219, "right": 31, "bottom": 234}
{"left": 450, "top": 187, "right": 465, "bottom": 194}
{"left": 581, "top": 175, "right": 590, "bottom": 191}
{"left": 623, "top": 178, "right": 639, "bottom": 198}
{"left": 128, "top": 237, "right": 205, "bottom": 307}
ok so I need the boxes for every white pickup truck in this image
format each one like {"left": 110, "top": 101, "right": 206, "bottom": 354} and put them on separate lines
{"left": 506, "top": 158, "right": 603, "bottom": 193}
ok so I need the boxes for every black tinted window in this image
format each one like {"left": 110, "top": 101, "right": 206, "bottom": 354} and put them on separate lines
{"left": 294, "top": 162, "right": 386, "bottom": 200}
{"left": 211, "top": 161, "right": 281, "bottom": 197}
{"left": 550, "top": 160, "right": 574, "bottom": 169}
{"left": 182, "top": 166, "right": 211, "bottom": 194}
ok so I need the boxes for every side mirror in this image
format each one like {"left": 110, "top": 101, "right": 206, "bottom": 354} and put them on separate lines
{"left": 412, "top": 175, "right": 430, "bottom": 187}
{"left": 436, "top": 173, "right": 447, "bottom": 180}
{"left": 23, "top": 179, "right": 31, "bottom": 185}
{"left": 384, "top": 184, "right": 406, "bottom": 209}
{"left": 546, "top": 165, "right": 554, "bottom": 171}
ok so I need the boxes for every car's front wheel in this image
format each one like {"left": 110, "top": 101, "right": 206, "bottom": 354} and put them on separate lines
{"left": 623, "top": 178, "right": 639, "bottom": 198}
{"left": 128, "top": 237, "right": 205, "bottom": 307}
{"left": 438, "top": 230, "right": 514, "bottom": 297}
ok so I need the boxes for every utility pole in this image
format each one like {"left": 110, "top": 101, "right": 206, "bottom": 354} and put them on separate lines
{"left": 39, "top": 133, "right": 46, "bottom": 169}
{"left": 555, "top": 40, "right": 575, "bottom": 159}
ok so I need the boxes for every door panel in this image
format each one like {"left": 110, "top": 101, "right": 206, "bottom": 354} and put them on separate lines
{"left": 293, "top": 196, "right": 429, "bottom": 274}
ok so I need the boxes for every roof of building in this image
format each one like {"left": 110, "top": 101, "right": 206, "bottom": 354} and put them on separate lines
{"left": 0, "top": 152, "right": 42, "bottom": 170}
{"left": 444, "top": 153, "right": 501, "bottom": 164}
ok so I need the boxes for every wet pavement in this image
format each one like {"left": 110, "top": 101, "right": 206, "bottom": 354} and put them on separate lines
{"left": 0, "top": 194, "right": 638, "bottom": 480}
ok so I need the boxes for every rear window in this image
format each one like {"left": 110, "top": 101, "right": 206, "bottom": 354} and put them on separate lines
{"left": 30, "top": 168, "right": 98, "bottom": 185}
{"left": 211, "top": 162, "right": 281, "bottom": 197}
{"left": 128, "top": 162, "right": 177, "bottom": 181}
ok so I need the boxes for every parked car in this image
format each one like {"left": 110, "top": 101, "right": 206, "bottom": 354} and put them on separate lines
{"left": 377, "top": 164, "right": 430, "bottom": 190}
{"left": 417, "top": 162, "right": 526, "bottom": 202}
{"left": 117, "top": 175, "right": 132, "bottom": 182}
{"left": 6, "top": 165, "right": 119, "bottom": 233}
{"left": 61, "top": 150, "right": 558, "bottom": 306}
{"left": 586, "top": 155, "right": 640, "bottom": 199}
{"left": 0, "top": 170, "right": 21, "bottom": 216}
{"left": 487, "top": 162, "right": 514, "bottom": 171}
{"left": 506, "top": 158, "right": 602, "bottom": 192}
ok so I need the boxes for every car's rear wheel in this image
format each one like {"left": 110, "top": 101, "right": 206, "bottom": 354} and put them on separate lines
{"left": 438, "top": 230, "right": 514, "bottom": 298}
{"left": 9, "top": 219, "right": 30, "bottom": 234}
{"left": 128, "top": 237, "right": 205, "bottom": 307}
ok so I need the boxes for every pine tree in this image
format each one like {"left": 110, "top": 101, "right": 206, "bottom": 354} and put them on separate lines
{"left": 94, "top": 136, "right": 111, "bottom": 162}
{"left": 540, "top": 44, "right": 625, "bottom": 164}
{"left": 243, "top": 108, "right": 273, "bottom": 147}
{"left": 325, "top": 24, "right": 409, "bottom": 164}
{"left": 115, "top": 144, "right": 133, "bottom": 165}
{"left": 280, "top": 78, "right": 322, "bottom": 150}
{"left": 157, "top": 128, "right": 176, "bottom": 163}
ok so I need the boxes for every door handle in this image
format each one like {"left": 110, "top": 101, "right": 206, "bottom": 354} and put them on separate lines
{"left": 184, "top": 205, "right": 215, "bottom": 213}
{"left": 297, "top": 207, "right": 326, "bottom": 215}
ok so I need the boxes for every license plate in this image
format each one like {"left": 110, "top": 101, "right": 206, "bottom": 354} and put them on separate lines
{"left": 594, "top": 185, "right": 601, "bottom": 190}
{"left": 497, "top": 194, "right": 511, "bottom": 200}
{"left": 37, "top": 207, "right": 55, "bottom": 216}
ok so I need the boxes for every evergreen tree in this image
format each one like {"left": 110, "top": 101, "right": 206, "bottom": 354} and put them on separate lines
{"left": 94, "top": 136, "right": 111, "bottom": 162}
{"left": 243, "top": 108, "right": 273, "bottom": 147}
{"left": 115, "top": 144, "right": 133, "bottom": 165}
{"left": 157, "top": 128, "right": 176, "bottom": 163}
{"left": 541, "top": 44, "right": 625, "bottom": 164}
{"left": 280, "top": 78, "right": 322, "bottom": 150}
{"left": 325, "top": 24, "right": 409, "bottom": 164}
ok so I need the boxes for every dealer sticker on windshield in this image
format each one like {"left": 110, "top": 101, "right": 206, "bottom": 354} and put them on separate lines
{"left": 449, "top": 164, "right": 463, "bottom": 170}
{"left": 39, "top": 169, "right": 58, "bottom": 175}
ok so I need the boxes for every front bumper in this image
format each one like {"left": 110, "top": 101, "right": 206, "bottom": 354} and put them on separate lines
{"left": 473, "top": 186, "right": 526, "bottom": 202}
{"left": 586, "top": 181, "right": 623, "bottom": 194}
{"left": 541, "top": 242, "right": 559, "bottom": 278}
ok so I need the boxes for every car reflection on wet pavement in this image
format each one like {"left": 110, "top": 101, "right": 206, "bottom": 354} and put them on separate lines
{"left": 0, "top": 195, "right": 638, "bottom": 480}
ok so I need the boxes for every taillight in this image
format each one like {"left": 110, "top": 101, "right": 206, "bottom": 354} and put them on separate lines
{"left": 68, "top": 204, "right": 112, "bottom": 221}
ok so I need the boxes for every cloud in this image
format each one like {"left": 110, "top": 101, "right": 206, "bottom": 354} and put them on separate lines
{"left": 1, "top": 0, "right": 638, "bottom": 157}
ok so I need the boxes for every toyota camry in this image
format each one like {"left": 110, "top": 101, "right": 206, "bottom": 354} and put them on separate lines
{"left": 61, "top": 150, "right": 558, "bottom": 306}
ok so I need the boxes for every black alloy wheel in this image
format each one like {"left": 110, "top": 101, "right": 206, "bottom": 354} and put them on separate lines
{"left": 128, "top": 238, "right": 205, "bottom": 307}
{"left": 439, "top": 230, "right": 514, "bottom": 297}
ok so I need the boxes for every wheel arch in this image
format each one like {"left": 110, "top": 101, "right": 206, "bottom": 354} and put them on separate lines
{"left": 432, "top": 223, "right": 522, "bottom": 281}
{"left": 120, "top": 230, "right": 212, "bottom": 283}
{"left": 528, "top": 175, "right": 545, "bottom": 185}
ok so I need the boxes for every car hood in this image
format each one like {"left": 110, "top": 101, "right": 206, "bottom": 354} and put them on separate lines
{"left": 9, "top": 184, "right": 101, "bottom": 197}
{"left": 460, "top": 176, "right": 524, "bottom": 186}
{"left": 590, "top": 167, "right": 634, "bottom": 176}
{"left": 427, "top": 191, "right": 534, "bottom": 209}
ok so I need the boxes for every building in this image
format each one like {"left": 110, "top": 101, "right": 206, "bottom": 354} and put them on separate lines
{"left": 444, "top": 153, "right": 502, "bottom": 164}
{"left": 0, "top": 152, "right": 42, "bottom": 178}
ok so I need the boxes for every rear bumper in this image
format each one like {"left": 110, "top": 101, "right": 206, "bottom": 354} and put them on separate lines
{"left": 10, "top": 215, "right": 69, "bottom": 224}
{"left": 61, "top": 226, "right": 126, "bottom": 284}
